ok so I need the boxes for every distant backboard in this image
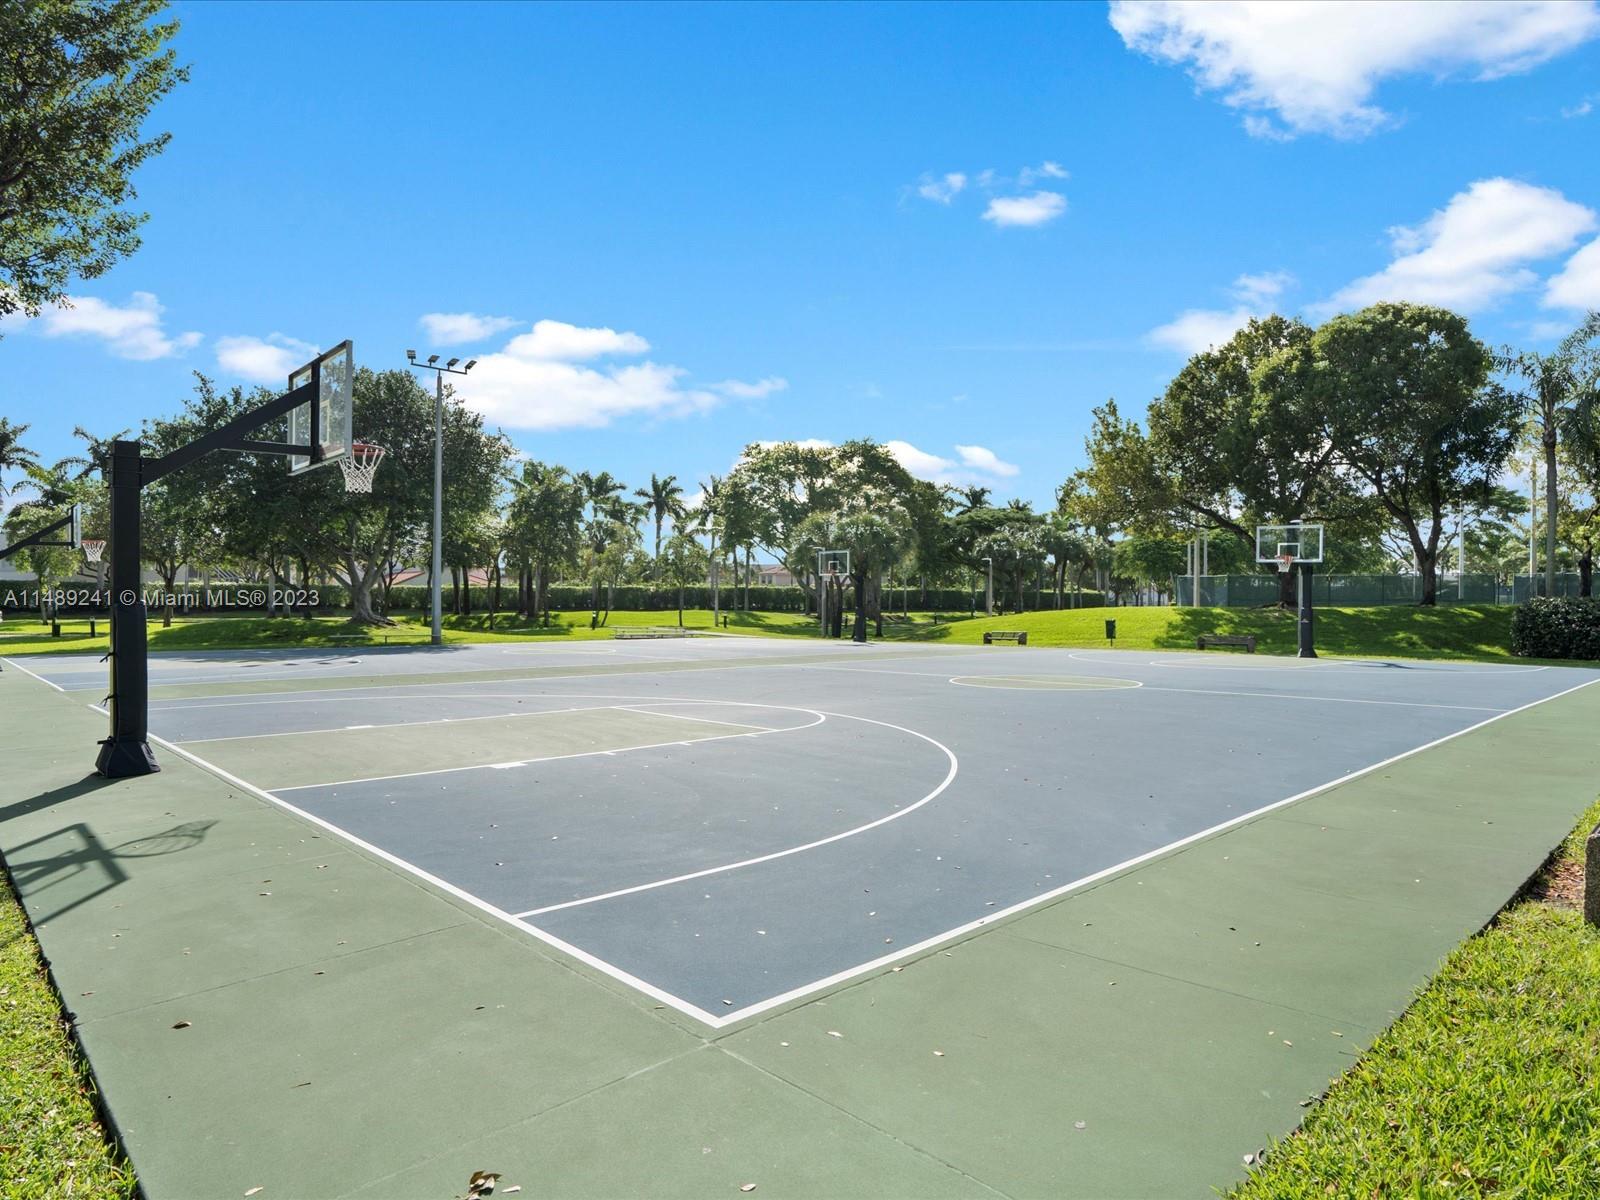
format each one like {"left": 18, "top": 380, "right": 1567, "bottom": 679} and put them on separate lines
{"left": 288, "top": 341, "right": 354, "bottom": 475}
{"left": 69, "top": 502, "right": 81, "bottom": 550}
{"left": 1255, "top": 523, "right": 1324, "bottom": 564}
{"left": 817, "top": 548, "right": 851, "bottom": 579}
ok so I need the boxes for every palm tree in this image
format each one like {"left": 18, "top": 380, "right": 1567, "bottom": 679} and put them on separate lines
{"left": 957, "top": 485, "right": 992, "bottom": 512}
{"left": 1498, "top": 313, "right": 1600, "bottom": 597}
{"left": 696, "top": 474, "right": 723, "bottom": 621}
{"left": 63, "top": 424, "right": 131, "bottom": 480}
{"left": 634, "top": 473, "right": 685, "bottom": 580}
{"left": 0, "top": 418, "right": 38, "bottom": 504}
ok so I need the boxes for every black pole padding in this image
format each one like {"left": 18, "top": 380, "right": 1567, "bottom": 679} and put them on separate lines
{"left": 1297, "top": 562, "right": 1317, "bottom": 659}
{"left": 95, "top": 439, "right": 160, "bottom": 777}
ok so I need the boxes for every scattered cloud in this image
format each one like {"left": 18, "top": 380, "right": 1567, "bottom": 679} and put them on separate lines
{"left": 1017, "top": 161, "right": 1068, "bottom": 186}
{"left": 1147, "top": 306, "right": 1258, "bottom": 355}
{"left": 886, "top": 440, "right": 1020, "bottom": 487}
{"left": 1545, "top": 237, "right": 1600, "bottom": 310}
{"left": 460, "top": 319, "right": 773, "bottom": 432}
{"left": 8, "top": 292, "right": 201, "bottom": 360}
{"left": 502, "top": 318, "right": 650, "bottom": 362}
{"left": 982, "top": 191, "right": 1068, "bottom": 228}
{"left": 712, "top": 376, "right": 788, "bottom": 399}
{"left": 214, "top": 333, "right": 318, "bottom": 384}
{"left": 1325, "top": 177, "right": 1596, "bottom": 311}
{"left": 916, "top": 172, "right": 967, "bottom": 204}
{"left": 1562, "top": 95, "right": 1596, "bottom": 118}
{"left": 1109, "top": 0, "right": 1600, "bottom": 139}
{"left": 1146, "top": 270, "right": 1294, "bottom": 355}
{"left": 419, "top": 312, "right": 521, "bottom": 345}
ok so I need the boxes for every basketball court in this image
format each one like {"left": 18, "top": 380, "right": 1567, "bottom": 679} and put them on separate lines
{"left": 12, "top": 637, "right": 1597, "bottom": 1028}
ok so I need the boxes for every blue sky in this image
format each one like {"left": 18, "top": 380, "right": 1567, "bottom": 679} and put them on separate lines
{"left": 4, "top": 0, "right": 1599, "bottom": 511}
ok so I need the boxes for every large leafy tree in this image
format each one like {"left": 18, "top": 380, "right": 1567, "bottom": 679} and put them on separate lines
{"left": 1497, "top": 312, "right": 1600, "bottom": 596}
{"left": 1309, "top": 303, "right": 1520, "bottom": 605}
{"left": 505, "top": 460, "right": 583, "bottom": 623}
{"left": 0, "top": 0, "right": 188, "bottom": 321}
{"left": 659, "top": 531, "right": 709, "bottom": 627}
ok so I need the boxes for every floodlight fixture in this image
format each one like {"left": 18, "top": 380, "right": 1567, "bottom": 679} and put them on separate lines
{"left": 464, "top": 359, "right": 477, "bottom": 370}
{"left": 427, "top": 354, "right": 440, "bottom": 365}
{"left": 406, "top": 349, "right": 416, "bottom": 360}
{"left": 446, "top": 357, "right": 460, "bottom": 367}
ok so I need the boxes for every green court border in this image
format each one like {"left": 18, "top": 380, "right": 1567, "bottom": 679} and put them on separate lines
{"left": 4, "top": 656, "right": 1598, "bottom": 1198}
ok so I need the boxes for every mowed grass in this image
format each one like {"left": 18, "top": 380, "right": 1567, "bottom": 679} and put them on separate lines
{"left": 0, "top": 872, "right": 137, "bottom": 1198}
{"left": 886, "top": 602, "right": 1528, "bottom": 661}
{"left": 0, "top": 607, "right": 822, "bottom": 655}
{"left": 1229, "top": 798, "right": 1600, "bottom": 1199}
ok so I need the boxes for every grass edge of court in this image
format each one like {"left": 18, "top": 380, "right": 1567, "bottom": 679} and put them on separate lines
{"left": 1226, "top": 795, "right": 1600, "bottom": 1198}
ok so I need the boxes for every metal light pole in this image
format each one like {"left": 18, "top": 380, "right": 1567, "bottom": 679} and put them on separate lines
{"left": 405, "top": 351, "right": 475, "bottom": 645}
{"left": 982, "top": 556, "right": 993, "bottom": 616}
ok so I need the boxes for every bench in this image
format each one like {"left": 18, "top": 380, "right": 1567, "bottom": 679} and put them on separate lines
{"left": 1196, "top": 634, "right": 1256, "bottom": 653}
{"left": 614, "top": 626, "right": 696, "bottom": 640}
{"left": 329, "top": 633, "right": 393, "bottom": 645}
{"left": 983, "top": 630, "right": 1028, "bottom": 645}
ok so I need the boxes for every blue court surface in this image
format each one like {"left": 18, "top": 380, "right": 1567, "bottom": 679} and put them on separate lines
{"left": 12, "top": 637, "right": 1597, "bottom": 1026}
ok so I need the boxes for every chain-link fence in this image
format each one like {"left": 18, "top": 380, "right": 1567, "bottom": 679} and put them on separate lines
{"left": 1174, "top": 573, "right": 1587, "bottom": 607}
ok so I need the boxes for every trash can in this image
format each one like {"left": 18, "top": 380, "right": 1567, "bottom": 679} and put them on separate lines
{"left": 1105, "top": 619, "right": 1116, "bottom": 643}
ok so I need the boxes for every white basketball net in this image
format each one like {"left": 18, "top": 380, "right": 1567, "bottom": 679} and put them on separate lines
{"left": 340, "top": 443, "right": 386, "bottom": 493}
{"left": 82, "top": 539, "right": 106, "bottom": 563}
{"left": 1276, "top": 554, "right": 1295, "bottom": 574}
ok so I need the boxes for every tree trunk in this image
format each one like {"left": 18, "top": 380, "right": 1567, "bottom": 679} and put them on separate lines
{"left": 678, "top": 582, "right": 684, "bottom": 626}
{"left": 852, "top": 570, "right": 867, "bottom": 643}
{"left": 1545, "top": 433, "right": 1559, "bottom": 601}
{"left": 1579, "top": 542, "right": 1593, "bottom": 598}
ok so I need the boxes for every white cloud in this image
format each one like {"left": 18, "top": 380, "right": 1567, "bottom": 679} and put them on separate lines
{"left": 954, "top": 444, "right": 1020, "bottom": 478}
{"left": 886, "top": 440, "right": 1020, "bottom": 487}
{"left": 419, "top": 312, "right": 521, "bottom": 345}
{"left": 1326, "top": 178, "right": 1596, "bottom": 311}
{"left": 460, "top": 320, "right": 774, "bottom": 432}
{"left": 215, "top": 333, "right": 319, "bottom": 384}
{"left": 1232, "top": 270, "right": 1295, "bottom": 304}
{"left": 982, "top": 191, "right": 1068, "bottom": 228}
{"left": 916, "top": 172, "right": 967, "bottom": 204}
{"left": 713, "top": 376, "right": 788, "bottom": 399}
{"left": 1147, "top": 306, "right": 1257, "bottom": 355}
{"left": 502, "top": 318, "right": 650, "bottom": 361}
{"left": 1563, "top": 96, "right": 1596, "bottom": 118}
{"left": 1545, "top": 237, "right": 1600, "bottom": 310}
{"left": 1109, "top": 0, "right": 1600, "bottom": 139}
{"left": 1017, "top": 161, "right": 1068, "bottom": 186}
{"left": 13, "top": 292, "right": 201, "bottom": 360}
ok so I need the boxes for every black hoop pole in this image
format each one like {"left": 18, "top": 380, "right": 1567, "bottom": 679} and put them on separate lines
{"left": 95, "top": 439, "right": 159, "bottom": 777}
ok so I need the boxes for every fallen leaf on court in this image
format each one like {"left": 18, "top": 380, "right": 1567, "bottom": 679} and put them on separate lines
{"left": 933, "top": 1050, "right": 945, "bottom": 1057}
{"left": 740, "top": 1186, "right": 757, "bottom": 1193}
{"left": 504, "top": 1189, "right": 521, "bottom": 1195}
{"left": 245, "top": 1189, "right": 263, "bottom": 1197}
{"left": 172, "top": 1020, "right": 191, "bottom": 1029}
{"left": 466, "top": 1170, "right": 500, "bottom": 1197}
{"left": 1074, "top": 1121, "right": 1086, "bottom": 1130}
{"left": 1243, "top": 1152, "right": 1256, "bottom": 1165}
{"left": 827, "top": 1030, "right": 842, "bottom": 1038}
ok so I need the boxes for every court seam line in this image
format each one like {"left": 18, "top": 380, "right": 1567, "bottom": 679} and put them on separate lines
{"left": 704, "top": 674, "right": 1600, "bottom": 1028}
{"left": 172, "top": 702, "right": 631, "bottom": 745}
{"left": 613, "top": 705, "right": 780, "bottom": 733}
{"left": 0, "top": 656, "right": 67, "bottom": 691}
{"left": 268, "top": 711, "right": 827, "bottom": 792}
{"left": 513, "top": 713, "right": 959, "bottom": 918}
{"left": 141, "top": 730, "right": 732, "bottom": 1028}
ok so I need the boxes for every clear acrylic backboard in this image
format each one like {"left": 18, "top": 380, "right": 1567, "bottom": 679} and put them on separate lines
{"left": 288, "top": 341, "right": 354, "bottom": 475}
{"left": 1254, "top": 523, "right": 1324, "bottom": 564}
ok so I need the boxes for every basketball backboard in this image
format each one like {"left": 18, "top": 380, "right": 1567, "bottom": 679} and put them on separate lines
{"left": 69, "top": 502, "right": 81, "bottom": 550}
{"left": 288, "top": 341, "right": 354, "bottom": 475}
{"left": 817, "top": 548, "right": 851, "bottom": 579}
{"left": 1255, "top": 523, "right": 1323, "bottom": 564}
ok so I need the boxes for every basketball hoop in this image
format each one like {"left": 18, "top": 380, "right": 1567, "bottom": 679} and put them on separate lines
{"left": 81, "top": 538, "right": 106, "bottom": 564}
{"left": 1276, "top": 553, "right": 1295, "bottom": 574}
{"left": 339, "top": 442, "right": 386, "bottom": 493}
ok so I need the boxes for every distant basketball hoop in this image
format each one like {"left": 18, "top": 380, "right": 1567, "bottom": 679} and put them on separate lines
{"left": 82, "top": 538, "right": 106, "bottom": 564}
{"left": 339, "top": 442, "right": 386, "bottom": 493}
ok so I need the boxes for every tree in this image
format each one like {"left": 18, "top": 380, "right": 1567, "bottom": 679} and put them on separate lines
{"left": 1496, "top": 312, "right": 1600, "bottom": 598}
{"left": 505, "top": 461, "right": 583, "bottom": 624}
{"left": 635, "top": 473, "right": 685, "bottom": 581}
{"left": 659, "top": 532, "right": 709, "bottom": 627}
{"left": 0, "top": 418, "right": 37, "bottom": 503}
{"left": 0, "top": 1, "right": 189, "bottom": 322}
{"left": 1311, "top": 303, "right": 1520, "bottom": 605}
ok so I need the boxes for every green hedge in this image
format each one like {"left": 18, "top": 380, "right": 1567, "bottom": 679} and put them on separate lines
{"left": 1510, "top": 597, "right": 1600, "bottom": 660}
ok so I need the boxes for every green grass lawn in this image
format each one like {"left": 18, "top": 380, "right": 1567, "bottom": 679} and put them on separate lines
{"left": 0, "top": 872, "right": 137, "bottom": 1199}
{"left": 0, "top": 603, "right": 1545, "bottom": 663}
{"left": 1230, "top": 798, "right": 1600, "bottom": 1199}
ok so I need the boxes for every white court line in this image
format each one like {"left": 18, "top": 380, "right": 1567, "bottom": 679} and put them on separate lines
{"left": 947, "top": 675, "right": 1142, "bottom": 691}
{"left": 173, "top": 702, "right": 629, "bottom": 745}
{"left": 615, "top": 705, "right": 787, "bottom": 733}
{"left": 711, "top": 673, "right": 1600, "bottom": 1027}
{"left": 270, "top": 709, "right": 823, "bottom": 792}
{"left": 0, "top": 657, "right": 67, "bottom": 691}
{"left": 1137, "top": 685, "right": 1506, "bottom": 713}
{"left": 145, "top": 731, "right": 730, "bottom": 1028}
{"left": 514, "top": 710, "right": 957, "bottom": 917}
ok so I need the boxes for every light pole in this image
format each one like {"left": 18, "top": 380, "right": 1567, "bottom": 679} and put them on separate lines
{"left": 982, "top": 556, "right": 993, "bottom": 616}
{"left": 405, "top": 351, "right": 476, "bottom": 645}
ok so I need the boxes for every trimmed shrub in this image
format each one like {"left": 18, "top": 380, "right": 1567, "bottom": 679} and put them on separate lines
{"left": 1510, "top": 597, "right": 1600, "bottom": 660}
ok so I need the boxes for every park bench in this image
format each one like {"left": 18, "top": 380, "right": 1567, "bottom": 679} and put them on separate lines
{"left": 983, "top": 630, "right": 1028, "bottom": 645}
{"left": 614, "top": 626, "right": 696, "bottom": 640}
{"left": 329, "top": 632, "right": 393, "bottom": 646}
{"left": 1196, "top": 634, "right": 1256, "bottom": 653}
